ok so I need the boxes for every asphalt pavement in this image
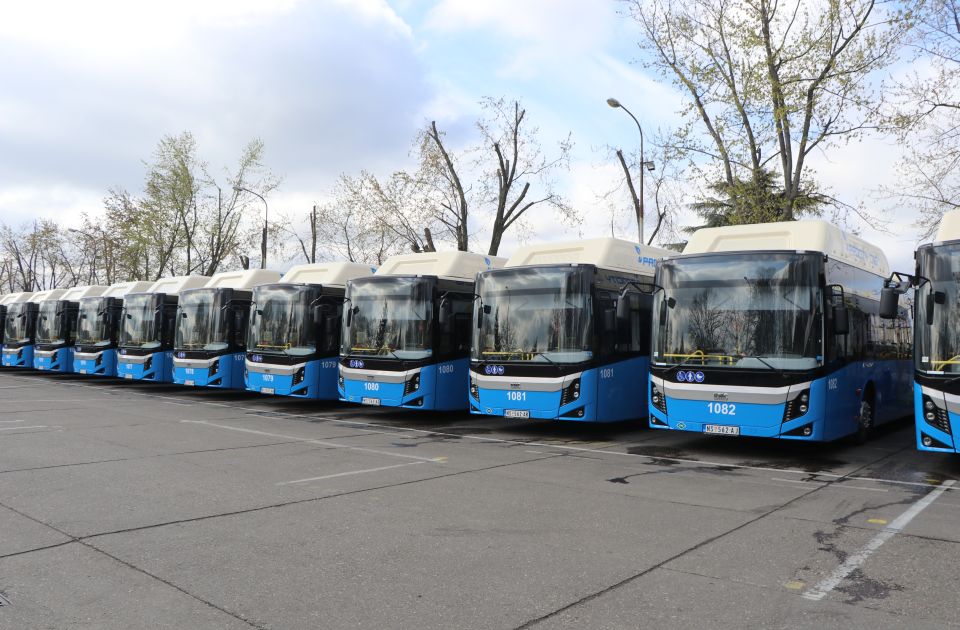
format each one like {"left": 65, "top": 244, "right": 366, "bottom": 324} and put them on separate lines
{"left": 0, "top": 370, "right": 958, "bottom": 629}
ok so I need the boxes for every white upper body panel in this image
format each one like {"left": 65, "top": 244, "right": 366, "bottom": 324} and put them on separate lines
{"left": 374, "top": 251, "right": 505, "bottom": 281}
{"left": 682, "top": 219, "right": 889, "bottom": 276}
{"left": 280, "top": 262, "right": 377, "bottom": 287}
{"left": 101, "top": 281, "right": 155, "bottom": 298}
{"left": 144, "top": 275, "right": 211, "bottom": 296}
{"left": 203, "top": 269, "right": 282, "bottom": 290}
{"left": 505, "top": 237, "right": 672, "bottom": 277}
{"left": 29, "top": 289, "right": 68, "bottom": 303}
{"left": 0, "top": 292, "right": 34, "bottom": 305}
{"left": 60, "top": 285, "right": 109, "bottom": 302}
{"left": 934, "top": 208, "right": 960, "bottom": 243}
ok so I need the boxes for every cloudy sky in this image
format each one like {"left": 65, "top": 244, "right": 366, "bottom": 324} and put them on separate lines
{"left": 0, "top": 0, "right": 919, "bottom": 270}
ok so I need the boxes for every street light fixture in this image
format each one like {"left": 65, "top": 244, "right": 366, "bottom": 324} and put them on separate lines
{"left": 234, "top": 186, "right": 269, "bottom": 269}
{"left": 607, "top": 97, "right": 655, "bottom": 242}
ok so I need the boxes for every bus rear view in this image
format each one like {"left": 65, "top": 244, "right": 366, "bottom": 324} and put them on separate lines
{"left": 470, "top": 238, "right": 671, "bottom": 422}
{"left": 649, "top": 220, "right": 912, "bottom": 442}
{"left": 339, "top": 251, "right": 504, "bottom": 410}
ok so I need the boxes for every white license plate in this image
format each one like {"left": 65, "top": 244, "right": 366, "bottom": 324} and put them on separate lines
{"left": 185, "top": 380, "right": 195, "bottom": 386}
{"left": 124, "top": 374, "right": 133, "bottom": 379}
{"left": 704, "top": 424, "right": 740, "bottom": 436}
{"left": 361, "top": 397, "right": 381, "bottom": 406}
{"left": 505, "top": 409, "right": 530, "bottom": 419}
{"left": 261, "top": 387, "right": 274, "bottom": 394}
{"left": 79, "top": 369, "right": 86, "bottom": 374}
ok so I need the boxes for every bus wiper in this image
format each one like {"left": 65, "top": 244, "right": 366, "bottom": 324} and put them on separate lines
{"left": 532, "top": 351, "right": 556, "bottom": 365}
{"left": 741, "top": 355, "right": 785, "bottom": 374}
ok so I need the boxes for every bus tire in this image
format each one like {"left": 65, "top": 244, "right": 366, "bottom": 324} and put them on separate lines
{"left": 853, "top": 397, "right": 874, "bottom": 444}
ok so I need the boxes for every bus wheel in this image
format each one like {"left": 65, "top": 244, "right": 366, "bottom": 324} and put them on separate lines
{"left": 854, "top": 398, "right": 874, "bottom": 444}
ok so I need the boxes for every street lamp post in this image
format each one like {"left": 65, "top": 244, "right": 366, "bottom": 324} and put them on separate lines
{"left": 607, "top": 97, "right": 655, "bottom": 243}
{"left": 234, "top": 186, "right": 269, "bottom": 269}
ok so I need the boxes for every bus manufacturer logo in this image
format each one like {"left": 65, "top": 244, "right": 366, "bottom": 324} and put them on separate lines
{"left": 484, "top": 365, "right": 505, "bottom": 375}
{"left": 349, "top": 359, "right": 365, "bottom": 369}
{"left": 713, "top": 393, "right": 728, "bottom": 402}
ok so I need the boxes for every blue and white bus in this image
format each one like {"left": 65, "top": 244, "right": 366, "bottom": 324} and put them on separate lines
{"left": 882, "top": 208, "right": 960, "bottom": 452}
{"left": 172, "top": 270, "right": 281, "bottom": 389}
{"left": 117, "top": 275, "right": 211, "bottom": 382}
{"left": 339, "top": 252, "right": 504, "bottom": 410}
{"left": 34, "top": 286, "right": 109, "bottom": 372}
{"left": 3, "top": 289, "right": 58, "bottom": 369}
{"left": 245, "top": 262, "right": 375, "bottom": 399}
{"left": 470, "top": 238, "right": 671, "bottom": 422}
{"left": 1, "top": 292, "right": 36, "bottom": 368}
{"left": 649, "top": 220, "right": 913, "bottom": 442}
{"left": 74, "top": 281, "right": 154, "bottom": 376}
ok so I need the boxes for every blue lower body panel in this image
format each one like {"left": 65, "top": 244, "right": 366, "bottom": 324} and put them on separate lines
{"left": 74, "top": 349, "right": 118, "bottom": 376}
{"left": 245, "top": 357, "right": 339, "bottom": 399}
{"left": 339, "top": 358, "right": 468, "bottom": 410}
{"left": 470, "top": 357, "right": 648, "bottom": 423}
{"left": 117, "top": 351, "right": 173, "bottom": 382}
{"left": 173, "top": 353, "right": 245, "bottom": 389}
{"left": 34, "top": 347, "right": 74, "bottom": 372}
{"left": 2, "top": 344, "right": 34, "bottom": 368}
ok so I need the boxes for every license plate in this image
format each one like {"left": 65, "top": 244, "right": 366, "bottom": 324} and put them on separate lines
{"left": 185, "top": 380, "right": 195, "bottom": 386}
{"left": 79, "top": 369, "right": 86, "bottom": 374}
{"left": 261, "top": 387, "right": 274, "bottom": 395}
{"left": 704, "top": 424, "right": 740, "bottom": 436}
{"left": 124, "top": 374, "right": 133, "bottom": 379}
{"left": 505, "top": 409, "right": 530, "bottom": 419}
{"left": 361, "top": 397, "right": 381, "bottom": 406}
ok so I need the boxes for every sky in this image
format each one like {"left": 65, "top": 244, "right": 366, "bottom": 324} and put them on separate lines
{"left": 0, "top": 0, "right": 922, "bottom": 271}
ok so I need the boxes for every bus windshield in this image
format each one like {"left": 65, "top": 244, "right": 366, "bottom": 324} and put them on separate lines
{"left": 917, "top": 244, "right": 960, "bottom": 374}
{"left": 248, "top": 285, "right": 318, "bottom": 357}
{"left": 121, "top": 294, "right": 160, "bottom": 349}
{"left": 654, "top": 253, "right": 822, "bottom": 370}
{"left": 76, "top": 297, "right": 111, "bottom": 346}
{"left": 175, "top": 290, "right": 229, "bottom": 352}
{"left": 35, "top": 301, "right": 66, "bottom": 345}
{"left": 472, "top": 267, "right": 593, "bottom": 364}
{"left": 343, "top": 277, "right": 432, "bottom": 360}
{"left": 4, "top": 303, "right": 32, "bottom": 344}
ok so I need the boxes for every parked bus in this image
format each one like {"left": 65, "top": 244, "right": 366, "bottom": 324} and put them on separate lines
{"left": 117, "top": 275, "right": 211, "bottom": 382}
{"left": 470, "top": 238, "right": 671, "bottom": 422}
{"left": 74, "top": 281, "right": 154, "bottom": 376}
{"left": 172, "top": 270, "right": 280, "bottom": 389}
{"left": 246, "top": 262, "right": 376, "bottom": 399}
{"left": 649, "top": 220, "right": 912, "bottom": 442}
{"left": 881, "top": 208, "right": 960, "bottom": 452}
{"left": 34, "top": 286, "right": 109, "bottom": 372}
{"left": 1, "top": 292, "right": 35, "bottom": 366}
{"left": 339, "top": 251, "right": 504, "bottom": 410}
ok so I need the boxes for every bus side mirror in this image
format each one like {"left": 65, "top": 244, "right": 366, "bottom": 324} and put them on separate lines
{"left": 879, "top": 288, "right": 899, "bottom": 320}
{"left": 833, "top": 306, "right": 849, "bottom": 335}
{"left": 477, "top": 304, "right": 490, "bottom": 329}
{"left": 346, "top": 305, "right": 357, "bottom": 327}
{"left": 604, "top": 308, "right": 616, "bottom": 333}
{"left": 438, "top": 298, "right": 453, "bottom": 328}
{"left": 616, "top": 295, "right": 630, "bottom": 324}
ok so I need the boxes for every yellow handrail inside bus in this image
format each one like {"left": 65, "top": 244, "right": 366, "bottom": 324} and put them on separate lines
{"left": 662, "top": 350, "right": 736, "bottom": 365}
{"left": 933, "top": 355, "right": 960, "bottom": 370}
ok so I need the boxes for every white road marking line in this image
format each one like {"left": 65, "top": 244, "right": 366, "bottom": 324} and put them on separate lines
{"left": 277, "top": 461, "right": 427, "bottom": 485}
{"left": 0, "top": 425, "right": 51, "bottom": 431}
{"left": 771, "top": 477, "right": 826, "bottom": 485}
{"left": 179, "top": 420, "right": 442, "bottom": 463}
{"left": 802, "top": 479, "right": 956, "bottom": 602}
{"left": 8, "top": 375, "right": 956, "bottom": 493}
{"left": 0, "top": 399, "right": 102, "bottom": 403}
{"left": 0, "top": 420, "right": 24, "bottom": 424}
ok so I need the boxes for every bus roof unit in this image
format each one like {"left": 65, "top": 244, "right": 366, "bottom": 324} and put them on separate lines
{"left": 683, "top": 220, "right": 889, "bottom": 277}
{"left": 60, "top": 285, "right": 109, "bottom": 301}
{"left": 505, "top": 237, "right": 672, "bottom": 276}
{"left": 30, "top": 289, "right": 68, "bottom": 303}
{"left": 102, "top": 281, "right": 154, "bottom": 298}
{"left": 0, "top": 292, "right": 34, "bottom": 305}
{"left": 374, "top": 251, "right": 506, "bottom": 281}
{"left": 144, "top": 275, "right": 211, "bottom": 296}
{"left": 279, "top": 262, "right": 377, "bottom": 287}
{"left": 203, "top": 269, "right": 281, "bottom": 290}
{"left": 934, "top": 208, "right": 960, "bottom": 243}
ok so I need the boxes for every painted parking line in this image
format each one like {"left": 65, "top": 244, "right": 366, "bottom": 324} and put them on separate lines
{"left": 277, "top": 461, "right": 428, "bottom": 485}
{"left": 0, "top": 425, "right": 50, "bottom": 431}
{"left": 802, "top": 479, "right": 957, "bottom": 601}
{"left": 179, "top": 419, "right": 443, "bottom": 463}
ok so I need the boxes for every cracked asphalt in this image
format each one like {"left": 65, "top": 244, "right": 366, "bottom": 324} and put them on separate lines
{"left": 1, "top": 370, "right": 959, "bottom": 629}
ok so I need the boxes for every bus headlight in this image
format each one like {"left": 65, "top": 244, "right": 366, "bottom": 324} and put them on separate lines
{"left": 404, "top": 372, "right": 420, "bottom": 396}
{"left": 293, "top": 367, "right": 305, "bottom": 385}
{"left": 650, "top": 382, "right": 667, "bottom": 414}
{"left": 209, "top": 359, "right": 220, "bottom": 375}
{"left": 470, "top": 375, "right": 479, "bottom": 400}
{"left": 922, "top": 395, "right": 951, "bottom": 435}
{"left": 783, "top": 389, "right": 811, "bottom": 422}
{"left": 338, "top": 373, "right": 345, "bottom": 390}
{"left": 560, "top": 378, "right": 581, "bottom": 406}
